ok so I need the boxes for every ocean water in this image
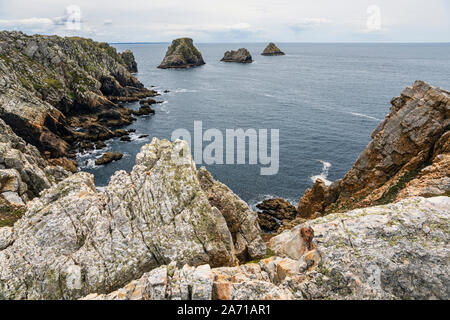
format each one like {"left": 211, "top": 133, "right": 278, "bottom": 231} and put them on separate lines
{"left": 78, "top": 43, "right": 450, "bottom": 206}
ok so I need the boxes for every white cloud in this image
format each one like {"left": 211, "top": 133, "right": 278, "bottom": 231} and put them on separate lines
{"left": 0, "top": 0, "right": 448, "bottom": 42}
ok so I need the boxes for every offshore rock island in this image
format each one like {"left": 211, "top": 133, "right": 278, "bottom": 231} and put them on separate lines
{"left": 221, "top": 48, "right": 253, "bottom": 63}
{"left": 261, "top": 43, "right": 285, "bottom": 56}
{"left": 158, "top": 38, "right": 205, "bottom": 69}
{"left": 0, "top": 32, "right": 449, "bottom": 300}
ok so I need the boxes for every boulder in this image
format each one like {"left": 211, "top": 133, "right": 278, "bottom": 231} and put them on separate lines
{"left": 158, "top": 38, "right": 205, "bottom": 69}
{"left": 221, "top": 48, "right": 253, "bottom": 63}
{"left": 261, "top": 43, "right": 285, "bottom": 56}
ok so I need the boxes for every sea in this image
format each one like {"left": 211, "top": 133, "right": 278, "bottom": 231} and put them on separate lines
{"left": 77, "top": 42, "right": 450, "bottom": 207}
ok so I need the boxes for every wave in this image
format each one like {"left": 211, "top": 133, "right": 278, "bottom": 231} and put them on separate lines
{"left": 349, "top": 112, "right": 381, "bottom": 121}
{"left": 310, "top": 160, "right": 332, "bottom": 186}
{"left": 173, "top": 88, "right": 198, "bottom": 93}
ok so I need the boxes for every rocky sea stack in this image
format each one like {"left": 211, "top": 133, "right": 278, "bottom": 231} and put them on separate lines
{"left": 221, "top": 48, "right": 253, "bottom": 63}
{"left": 120, "top": 49, "right": 138, "bottom": 73}
{"left": 261, "top": 43, "right": 285, "bottom": 56}
{"left": 158, "top": 38, "right": 205, "bottom": 69}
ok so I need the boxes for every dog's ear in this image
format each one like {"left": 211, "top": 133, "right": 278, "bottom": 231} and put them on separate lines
{"left": 300, "top": 227, "right": 305, "bottom": 238}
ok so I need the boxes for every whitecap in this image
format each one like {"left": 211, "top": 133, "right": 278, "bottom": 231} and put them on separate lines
{"left": 173, "top": 88, "right": 198, "bottom": 93}
{"left": 349, "top": 112, "right": 381, "bottom": 121}
{"left": 310, "top": 160, "right": 332, "bottom": 186}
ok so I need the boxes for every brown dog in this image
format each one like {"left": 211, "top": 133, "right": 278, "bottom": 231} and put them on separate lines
{"left": 300, "top": 225, "right": 315, "bottom": 251}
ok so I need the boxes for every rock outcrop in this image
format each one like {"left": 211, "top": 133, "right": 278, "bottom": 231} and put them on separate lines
{"left": 261, "top": 43, "right": 285, "bottom": 56}
{"left": 158, "top": 38, "right": 205, "bottom": 69}
{"left": 256, "top": 198, "right": 298, "bottom": 232}
{"left": 197, "top": 167, "right": 266, "bottom": 262}
{"left": 221, "top": 48, "right": 253, "bottom": 63}
{"left": 297, "top": 81, "right": 450, "bottom": 218}
{"left": 82, "top": 196, "right": 450, "bottom": 300}
{"left": 120, "top": 49, "right": 138, "bottom": 73}
{"left": 0, "top": 31, "right": 155, "bottom": 168}
{"left": 0, "top": 118, "right": 69, "bottom": 208}
{"left": 0, "top": 138, "right": 266, "bottom": 299}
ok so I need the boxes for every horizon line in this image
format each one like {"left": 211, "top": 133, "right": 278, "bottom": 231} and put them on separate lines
{"left": 110, "top": 41, "right": 450, "bottom": 45}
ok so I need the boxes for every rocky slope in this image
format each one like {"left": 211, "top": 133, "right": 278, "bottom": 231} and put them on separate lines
{"left": 0, "top": 118, "right": 69, "bottom": 212}
{"left": 158, "top": 38, "right": 205, "bottom": 69}
{"left": 0, "top": 31, "right": 156, "bottom": 171}
{"left": 221, "top": 48, "right": 253, "bottom": 63}
{"left": 261, "top": 43, "right": 285, "bottom": 56}
{"left": 296, "top": 80, "right": 449, "bottom": 219}
{"left": 82, "top": 196, "right": 449, "bottom": 300}
{"left": 0, "top": 138, "right": 265, "bottom": 299}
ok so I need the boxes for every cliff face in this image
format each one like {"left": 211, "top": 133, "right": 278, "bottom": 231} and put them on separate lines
{"left": 158, "top": 38, "right": 205, "bottom": 69}
{"left": 297, "top": 81, "right": 450, "bottom": 218}
{"left": 0, "top": 138, "right": 265, "bottom": 299}
{"left": 0, "top": 31, "right": 155, "bottom": 164}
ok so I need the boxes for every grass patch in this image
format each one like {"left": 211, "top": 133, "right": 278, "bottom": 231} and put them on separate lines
{"left": 0, "top": 199, "right": 26, "bottom": 228}
{"left": 246, "top": 248, "right": 276, "bottom": 264}
{"left": 376, "top": 170, "right": 420, "bottom": 205}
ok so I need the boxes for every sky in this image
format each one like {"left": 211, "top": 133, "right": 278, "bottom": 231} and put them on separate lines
{"left": 0, "top": 0, "right": 449, "bottom": 43}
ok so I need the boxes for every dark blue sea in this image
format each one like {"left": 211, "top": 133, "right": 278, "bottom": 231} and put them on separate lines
{"left": 78, "top": 43, "right": 450, "bottom": 207}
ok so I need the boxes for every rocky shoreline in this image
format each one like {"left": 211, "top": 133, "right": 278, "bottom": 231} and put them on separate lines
{"left": 0, "top": 32, "right": 449, "bottom": 300}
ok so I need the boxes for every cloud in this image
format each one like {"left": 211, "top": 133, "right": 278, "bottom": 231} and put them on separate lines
{"left": 0, "top": 17, "right": 54, "bottom": 28}
{"left": 103, "top": 20, "right": 113, "bottom": 26}
{"left": 288, "top": 18, "right": 332, "bottom": 33}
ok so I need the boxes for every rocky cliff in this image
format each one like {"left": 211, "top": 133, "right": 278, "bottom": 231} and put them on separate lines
{"left": 81, "top": 196, "right": 449, "bottom": 300}
{"left": 0, "top": 138, "right": 265, "bottom": 299}
{"left": 261, "top": 43, "right": 285, "bottom": 56}
{"left": 1, "top": 136, "right": 448, "bottom": 300}
{"left": 221, "top": 48, "right": 253, "bottom": 63}
{"left": 158, "top": 38, "right": 205, "bottom": 69}
{"left": 0, "top": 31, "right": 155, "bottom": 170}
{"left": 296, "top": 81, "right": 449, "bottom": 219}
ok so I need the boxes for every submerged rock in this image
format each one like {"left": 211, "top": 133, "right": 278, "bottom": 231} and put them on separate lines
{"left": 221, "top": 48, "right": 253, "bottom": 63}
{"left": 95, "top": 151, "right": 123, "bottom": 165}
{"left": 0, "top": 138, "right": 265, "bottom": 299}
{"left": 261, "top": 43, "right": 285, "bottom": 56}
{"left": 158, "top": 38, "right": 205, "bottom": 69}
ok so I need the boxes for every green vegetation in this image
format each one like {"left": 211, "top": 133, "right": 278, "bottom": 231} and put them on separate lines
{"left": 44, "top": 78, "right": 63, "bottom": 90}
{"left": 246, "top": 247, "right": 276, "bottom": 264}
{"left": 376, "top": 170, "right": 420, "bottom": 205}
{"left": 0, "top": 199, "right": 26, "bottom": 228}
